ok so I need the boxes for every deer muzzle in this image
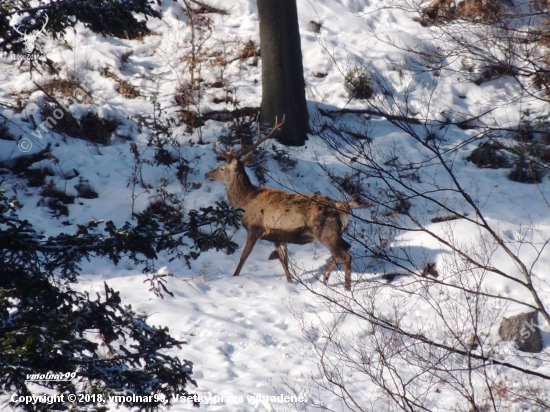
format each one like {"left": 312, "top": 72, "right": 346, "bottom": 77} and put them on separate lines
{"left": 205, "top": 171, "right": 215, "bottom": 181}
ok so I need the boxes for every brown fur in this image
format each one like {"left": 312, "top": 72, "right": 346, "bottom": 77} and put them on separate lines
{"left": 206, "top": 158, "right": 358, "bottom": 290}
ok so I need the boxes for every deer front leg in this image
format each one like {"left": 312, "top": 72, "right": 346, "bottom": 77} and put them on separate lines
{"left": 275, "top": 242, "right": 292, "bottom": 283}
{"left": 233, "top": 229, "right": 261, "bottom": 277}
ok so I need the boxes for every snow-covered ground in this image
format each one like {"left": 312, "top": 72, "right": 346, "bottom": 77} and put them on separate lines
{"left": 1, "top": 0, "right": 550, "bottom": 410}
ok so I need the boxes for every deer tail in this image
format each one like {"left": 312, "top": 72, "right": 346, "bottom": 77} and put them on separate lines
{"left": 336, "top": 201, "right": 360, "bottom": 230}
{"left": 336, "top": 201, "right": 360, "bottom": 211}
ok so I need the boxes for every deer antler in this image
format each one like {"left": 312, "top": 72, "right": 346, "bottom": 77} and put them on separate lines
{"left": 212, "top": 141, "right": 237, "bottom": 161}
{"left": 40, "top": 15, "right": 49, "bottom": 32}
{"left": 233, "top": 115, "right": 285, "bottom": 158}
{"left": 13, "top": 22, "right": 26, "bottom": 36}
{"left": 212, "top": 115, "right": 286, "bottom": 162}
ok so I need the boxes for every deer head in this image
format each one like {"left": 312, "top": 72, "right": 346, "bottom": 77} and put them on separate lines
{"left": 205, "top": 116, "right": 285, "bottom": 185}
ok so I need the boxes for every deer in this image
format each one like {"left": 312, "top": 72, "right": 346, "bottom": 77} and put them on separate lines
{"left": 205, "top": 116, "right": 359, "bottom": 290}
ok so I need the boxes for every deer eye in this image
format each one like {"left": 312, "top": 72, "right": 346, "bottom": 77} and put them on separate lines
{"left": 220, "top": 167, "right": 225, "bottom": 171}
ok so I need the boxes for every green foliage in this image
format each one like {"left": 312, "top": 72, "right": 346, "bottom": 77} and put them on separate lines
{"left": 271, "top": 146, "right": 297, "bottom": 171}
{"left": 468, "top": 111, "right": 550, "bottom": 182}
{"left": 0, "top": 0, "right": 161, "bottom": 58}
{"left": 0, "top": 118, "right": 15, "bottom": 141}
{"left": 139, "top": 199, "right": 241, "bottom": 271}
{"left": 467, "top": 141, "right": 511, "bottom": 169}
{"left": 509, "top": 158, "right": 542, "bottom": 184}
{"left": 0, "top": 190, "right": 241, "bottom": 410}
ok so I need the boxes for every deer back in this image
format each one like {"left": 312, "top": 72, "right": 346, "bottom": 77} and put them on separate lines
{"left": 241, "top": 188, "right": 353, "bottom": 243}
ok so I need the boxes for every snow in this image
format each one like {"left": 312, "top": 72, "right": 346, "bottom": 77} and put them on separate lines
{"left": 1, "top": 0, "right": 550, "bottom": 410}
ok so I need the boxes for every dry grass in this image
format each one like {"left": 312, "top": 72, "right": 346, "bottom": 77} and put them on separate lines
{"left": 238, "top": 40, "right": 260, "bottom": 61}
{"left": 417, "top": 0, "right": 502, "bottom": 25}
{"left": 101, "top": 69, "right": 140, "bottom": 99}
{"left": 34, "top": 78, "right": 93, "bottom": 103}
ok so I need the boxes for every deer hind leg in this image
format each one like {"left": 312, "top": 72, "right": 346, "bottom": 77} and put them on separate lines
{"left": 342, "top": 249, "right": 352, "bottom": 291}
{"left": 315, "top": 216, "right": 353, "bottom": 290}
{"left": 322, "top": 245, "right": 352, "bottom": 290}
{"left": 274, "top": 242, "right": 293, "bottom": 283}
{"left": 318, "top": 223, "right": 352, "bottom": 290}
{"left": 233, "top": 229, "right": 261, "bottom": 277}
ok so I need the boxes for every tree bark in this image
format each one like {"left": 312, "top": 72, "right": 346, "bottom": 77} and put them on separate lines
{"left": 257, "top": 0, "right": 308, "bottom": 146}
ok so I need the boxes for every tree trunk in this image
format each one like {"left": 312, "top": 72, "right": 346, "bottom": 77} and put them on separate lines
{"left": 257, "top": 0, "right": 308, "bottom": 146}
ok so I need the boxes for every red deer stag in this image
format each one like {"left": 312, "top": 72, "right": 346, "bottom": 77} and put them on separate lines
{"left": 205, "top": 117, "right": 358, "bottom": 290}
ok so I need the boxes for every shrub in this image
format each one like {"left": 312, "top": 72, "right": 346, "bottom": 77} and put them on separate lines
{"left": 344, "top": 64, "right": 373, "bottom": 100}
{"left": 0, "top": 189, "right": 241, "bottom": 410}
{"left": 467, "top": 141, "right": 511, "bottom": 169}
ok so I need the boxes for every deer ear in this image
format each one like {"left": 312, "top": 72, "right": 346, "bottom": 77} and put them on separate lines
{"left": 241, "top": 151, "right": 254, "bottom": 164}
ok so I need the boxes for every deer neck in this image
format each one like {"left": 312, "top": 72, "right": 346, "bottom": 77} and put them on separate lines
{"left": 226, "top": 168, "right": 257, "bottom": 208}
